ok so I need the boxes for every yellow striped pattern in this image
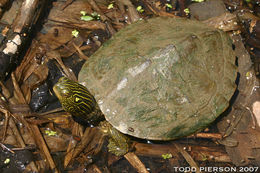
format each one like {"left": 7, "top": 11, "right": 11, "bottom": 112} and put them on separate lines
{"left": 53, "top": 77, "right": 96, "bottom": 120}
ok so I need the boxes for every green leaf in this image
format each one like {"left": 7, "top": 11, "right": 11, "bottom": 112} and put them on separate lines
{"left": 184, "top": 8, "right": 190, "bottom": 14}
{"left": 136, "top": 6, "right": 144, "bottom": 13}
{"left": 4, "top": 158, "right": 10, "bottom": 164}
{"left": 162, "top": 153, "right": 172, "bottom": 159}
{"left": 81, "top": 15, "right": 94, "bottom": 21}
{"left": 166, "top": 3, "right": 173, "bottom": 8}
{"left": 45, "top": 130, "right": 57, "bottom": 136}
{"left": 200, "top": 153, "right": 208, "bottom": 161}
{"left": 108, "top": 3, "right": 114, "bottom": 9}
{"left": 91, "top": 12, "right": 101, "bottom": 20}
{"left": 72, "top": 30, "right": 79, "bottom": 37}
{"left": 80, "top": 11, "right": 87, "bottom": 16}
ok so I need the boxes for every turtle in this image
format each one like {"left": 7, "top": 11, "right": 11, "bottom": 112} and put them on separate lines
{"left": 53, "top": 17, "right": 237, "bottom": 156}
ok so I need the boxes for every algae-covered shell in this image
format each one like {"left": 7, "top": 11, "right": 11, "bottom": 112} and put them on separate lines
{"left": 79, "top": 17, "right": 237, "bottom": 140}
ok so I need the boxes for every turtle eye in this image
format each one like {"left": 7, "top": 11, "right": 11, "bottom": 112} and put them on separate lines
{"left": 74, "top": 97, "right": 81, "bottom": 103}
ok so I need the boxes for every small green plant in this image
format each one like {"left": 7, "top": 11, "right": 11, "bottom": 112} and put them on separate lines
{"left": 80, "top": 11, "right": 100, "bottom": 21}
{"left": 80, "top": 11, "right": 87, "bottom": 16}
{"left": 166, "top": 3, "right": 173, "bottom": 8}
{"left": 108, "top": 3, "right": 114, "bottom": 9}
{"left": 81, "top": 15, "right": 94, "bottom": 21}
{"left": 45, "top": 129, "right": 57, "bottom": 136}
{"left": 162, "top": 153, "right": 172, "bottom": 159}
{"left": 72, "top": 30, "right": 79, "bottom": 37}
{"left": 91, "top": 12, "right": 101, "bottom": 20}
{"left": 4, "top": 158, "right": 10, "bottom": 164}
{"left": 184, "top": 8, "right": 190, "bottom": 15}
{"left": 198, "top": 153, "right": 208, "bottom": 161}
{"left": 136, "top": 6, "right": 144, "bottom": 13}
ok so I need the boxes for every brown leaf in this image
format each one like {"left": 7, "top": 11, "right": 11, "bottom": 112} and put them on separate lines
{"left": 48, "top": 1, "right": 106, "bottom": 30}
{"left": 38, "top": 27, "right": 74, "bottom": 50}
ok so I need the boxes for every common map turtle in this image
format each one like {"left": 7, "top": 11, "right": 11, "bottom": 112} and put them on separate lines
{"left": 54, "top": 17, "right": 237, "bottom": 155}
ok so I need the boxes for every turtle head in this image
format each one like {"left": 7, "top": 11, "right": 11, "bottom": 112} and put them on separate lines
{"left": 53, "top": 77, "right": 96, "bottom": 118}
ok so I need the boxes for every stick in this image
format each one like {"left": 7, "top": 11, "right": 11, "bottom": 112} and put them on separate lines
{"left": 0, "top": 0, "right": 48, "bottom": 80}
{"left": 31, "top": 124, "right": 59, "bottom": 173}
{"left": 124, "top": 152, "right": 148, "bottom": 173}
{"left": 173, "top": 143, "right": 200, "bottom": 173}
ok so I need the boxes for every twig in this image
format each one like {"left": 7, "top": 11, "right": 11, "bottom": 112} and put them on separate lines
{"left": 60, "top": 0, "right": 74, "bottom": 10}
{"left": 0, "top": 107, "right": 38, "bottom": 172}
{"left": 31, "top": 125, "right": 59, "bottom": 173}
{"left": 0, "top": 142, "right": 15, "bottom": 154}
{"left": 72, "top": 42, "right": 89, "bottom": 60}
{"left": 38, "top": 107, "right": 64, "bottom": 116}
{"left": 223, "top": 112, "right": 244, "bottom": 138}
{"left": 124, "top": 152, "right": 148, "bottom": 173}
{"left": 173, "top": 143, "right": 200, "bottom": 173}
{"left": 117, "top": 0, "right": 140, "bottom": 23}
{"left": 89, "top": 164, "right": 103, "bottom": 173}
{"left": 0, "top": 0, "right": 48, "bottom": 79}
{"left": 69, "top": 127, "right": 104, "bottom": 165}
{"left": 8, "top": 117, "right": 26, "bottom": 148}
{"left": 0, "top": 81, "right": 11, "bottom": 99}
{"left": 1, "top": 108, "right": 10, "bottom": 142}
{"left": 64, "top": 122, "right": 81, "bottom": 168}
{"left": 11, "top": 73, "right": 27, "bottom": 104}
{"left": 134, "top": 143, "right": 231, "bottom": 163}
{"left": 188, "top": 132, "right": 222, "bottom": 139}
{"left": 11, "top": 72, "right": 58, "bottom": 172}
{"left": 142, "top": 0, "right": 177, "bottom": 17}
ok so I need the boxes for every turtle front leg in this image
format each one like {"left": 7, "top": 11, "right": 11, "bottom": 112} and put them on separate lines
{"left": 99, "top": 121, "right": 131, "bottom": 156}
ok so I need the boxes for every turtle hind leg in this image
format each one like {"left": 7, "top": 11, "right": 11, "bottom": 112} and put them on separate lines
{"left": 99, "top": 121, "right": 131, "bottom": 156}
{"left": 107, "top": 138, "right": 129, "bottom": 156}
